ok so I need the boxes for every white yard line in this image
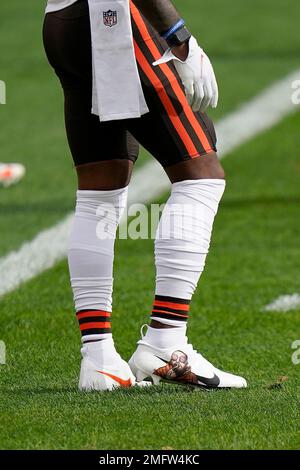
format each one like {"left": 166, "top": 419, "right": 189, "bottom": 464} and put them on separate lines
{"left": 264, "top": 294, "right": 300, "bottom": 313}
{"left": 0, "top": 70, "right": 299, "bottom": 297}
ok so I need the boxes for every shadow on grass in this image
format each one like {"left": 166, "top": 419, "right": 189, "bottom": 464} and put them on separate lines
{"left": 0, "top": 382, "right": 225, "bottom": 397}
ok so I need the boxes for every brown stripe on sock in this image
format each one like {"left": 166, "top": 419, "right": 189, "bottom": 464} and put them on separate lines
{"left": 151, "top": 296, "right": 190, "bottom": 322}
{"left": 76, "top": 310, "right": 112, "bottom": 336}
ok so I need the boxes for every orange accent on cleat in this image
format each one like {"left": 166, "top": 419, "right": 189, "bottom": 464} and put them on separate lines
{"left": 96, "top": 370, "right": 132, "bottom": 388}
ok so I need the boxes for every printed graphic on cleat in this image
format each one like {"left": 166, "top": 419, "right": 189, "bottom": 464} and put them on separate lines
{"left": 154, "top": 351, "right": 220, "bottom": 388}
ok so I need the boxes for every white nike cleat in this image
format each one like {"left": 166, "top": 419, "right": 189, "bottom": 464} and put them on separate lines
{"left": 79, "top": 338, "right": 136, "bottom": 391}
{"left": 0, "top": 163, "right": 25, "bottom": 187}
{"left": 129, "top": 327, "right": 247, "bottom": 389}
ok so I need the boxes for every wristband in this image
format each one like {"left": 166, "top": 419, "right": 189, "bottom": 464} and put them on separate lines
{"left": 162, "top": 19, "right": 185, "bottom": 40}
{"left": 165, "top": 26, "right": 192, "bottom": 48}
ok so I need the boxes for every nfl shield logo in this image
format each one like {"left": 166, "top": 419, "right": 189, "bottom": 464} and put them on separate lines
{"left": 103, "top": 10, "right": 118, "bottom": 28}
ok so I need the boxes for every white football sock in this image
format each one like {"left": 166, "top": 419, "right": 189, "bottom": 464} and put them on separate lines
{"left": 68, "top": 187, "right": 128, "bottom": 343}
{"left": 152, "top": 178, "right": 225, "bottom": 329}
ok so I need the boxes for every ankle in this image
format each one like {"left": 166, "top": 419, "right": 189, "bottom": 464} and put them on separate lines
{"left": 150, "top": 320, "right": 178, "bottom": 329}
{"left": 143, "top": 324, "right": 187, "bottom": 349}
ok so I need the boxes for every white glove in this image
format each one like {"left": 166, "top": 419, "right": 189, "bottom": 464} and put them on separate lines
{"left": 153, "top": 36, "right": 218, "bottom": 113}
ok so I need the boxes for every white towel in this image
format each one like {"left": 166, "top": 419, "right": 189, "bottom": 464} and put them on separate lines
{"left": 88, "top": 0, "right": 149, "bottom": 122}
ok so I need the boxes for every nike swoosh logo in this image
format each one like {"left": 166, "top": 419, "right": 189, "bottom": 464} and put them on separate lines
{"left": 196, "top": 373, "right": 220, "bottom": 388}
{"left": 96, "top": 370, "right": 132, "bottom": 388}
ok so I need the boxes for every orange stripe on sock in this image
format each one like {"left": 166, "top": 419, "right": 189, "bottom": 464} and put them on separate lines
{"left": 79, "top": 322, "right": 111, "bottom": 331}
{"left": 130, "top": 2, "right": 213, "bottom": 155}
{"left": 152, "top": 309, "right": 189, "bottom": 318}
{"left": 76, "top": 311, "right": 111, "bottom": 320}
{"left": 153, "top": 300, "right": 190, "bottom": 311}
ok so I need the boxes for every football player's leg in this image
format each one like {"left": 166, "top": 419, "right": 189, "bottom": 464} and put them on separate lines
{"left": 128, "top": 10, "right": 246, "bottom": 387}
{"left": 129, "top": 150, "right": 246, "bottom": 387}
{"left": 43, "top": 1, "right": 138, "bottom": 390}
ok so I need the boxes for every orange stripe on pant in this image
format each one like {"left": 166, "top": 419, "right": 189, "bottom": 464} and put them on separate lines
{"left": 130, "top": 2, "right": 213, "bottom": 155}
{"left": 133, "top": 40, "right": 199, "bottom": 158}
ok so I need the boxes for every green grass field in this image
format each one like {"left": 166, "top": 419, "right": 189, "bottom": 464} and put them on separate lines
{"left": 0, "top": 0, "right": 300, "bottom": 450}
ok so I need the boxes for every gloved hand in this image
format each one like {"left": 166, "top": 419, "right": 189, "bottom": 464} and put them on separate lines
{"left": 153, "top": 36, "right": 218, "bottom": 113}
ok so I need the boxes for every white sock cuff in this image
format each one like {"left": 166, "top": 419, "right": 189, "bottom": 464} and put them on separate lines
{"left": 76, "top": 186, "right": 128, "bottom": 199}
{"left": 74, "top": 187, "right": 128, "bottom": 229}
{"left": 171, "top": 179, "right": 225, "bottom": 213}
{"left": 172, "top": 178, "right": 226, "bottom": 190}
